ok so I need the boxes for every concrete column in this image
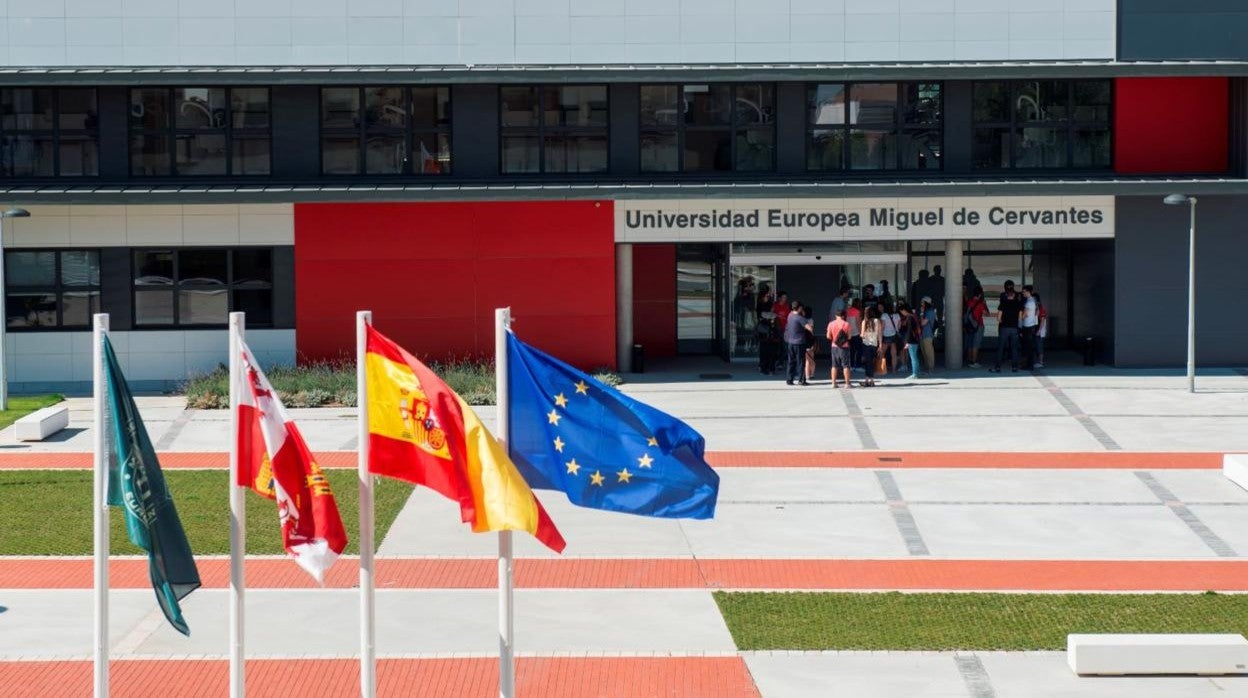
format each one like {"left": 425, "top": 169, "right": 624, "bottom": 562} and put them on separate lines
{"left": 616, "top": 243, "right": 634, "bottom": 372}
{"left": 944, "top": 239, "right": 964, "bottom": 369}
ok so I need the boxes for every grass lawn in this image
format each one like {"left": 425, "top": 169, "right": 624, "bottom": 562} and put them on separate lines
{"left": 0, "top": 469, "right": 413, "bottom": 556}
{"left": 0, "top": 394, "right": 64, "bottom": 431}
{"left": 714, "top": 591, "right": 1248, "bottom": 651}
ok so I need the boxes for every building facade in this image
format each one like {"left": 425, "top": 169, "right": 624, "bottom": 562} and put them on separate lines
{"left": 0, "top": 0, "right": 1245, "bottom": 390}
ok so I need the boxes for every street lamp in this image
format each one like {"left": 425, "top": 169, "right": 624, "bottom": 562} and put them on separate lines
{"left": 1163, "top": 194, "right": 1197, "bottom": 393}
{"left": 0, "top": 207, "right": 30, "bottom": 411}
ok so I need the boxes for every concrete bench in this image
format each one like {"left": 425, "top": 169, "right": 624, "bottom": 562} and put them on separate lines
{"left": 1225, "top": 453, "right": 1248, "bottom": 492}
{"left": 15, "top": 405, "right": 69, "bottom": 442}
{"left": 1068, "top": 634, "right": 1248, "bottom": 676}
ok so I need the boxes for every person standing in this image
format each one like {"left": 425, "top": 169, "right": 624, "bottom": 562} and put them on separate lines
{"left": 880, "top": 302, "right": 900, "bottom": 373}
{"left": 783, "top": 302, "right": 810, "bottom": 386}
{"left": 846, "top": 298, "right": 863, "bottom": 370}
{"left": 930, "top": 265, "right": 946, "bottom": 318}
{"left": 919, "top": 296, "right": 937, "bottom": 373}
{"left": 898, "top": 301, "right": 921, "bottom": 381}
{"left": 963, "top": 285, "right": 987, "bottom": 368}
{"left": 826, "top": 307, "right": 853, "bottom": 388}
{"left": 991, "top": 280, "right": 1023, "bottom": 373}
{"left": 802, "top": 304, "right": 817, "bottom": 382}
{"left": 756, "top": 314, "right": 778, "bottom": 375}
{"left": 860, "top": 306, "right": 882, "bottom": 387}
{"left": 1020, "top": 284, "right": 1040, "bottom": 370}
{"left": 911, "top": 269, "right": 930, "bottom": 308}
{"left": 828, "top": 284, "right": 851, "bottom": 322}
{"left": 773, "top": 291, "right": 791, "bottom": 332}
{"left": 1035, "top": 292, "right": 1048, "bottom": 369}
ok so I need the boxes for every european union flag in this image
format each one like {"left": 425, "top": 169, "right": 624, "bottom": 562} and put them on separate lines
{"left": 506, "top": 333, "right": 718, "bottom": 519}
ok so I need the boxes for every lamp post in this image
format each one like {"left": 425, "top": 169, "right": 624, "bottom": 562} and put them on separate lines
{"left": 1163, "top": 194, "right": 1197, "bottom": 393}
{"left": 0, "top": 207, "right": 30, "bottom": 411}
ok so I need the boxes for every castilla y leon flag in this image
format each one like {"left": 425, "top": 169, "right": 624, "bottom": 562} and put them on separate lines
{"left": 364, "top": 325, "right": 565, "bottom": 553}
{"left": 236, "top": 341, "right": 347, "bottom": 583}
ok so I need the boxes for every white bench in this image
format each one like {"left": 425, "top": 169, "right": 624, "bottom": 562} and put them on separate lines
{"left": 15, "top": 405, "right": 69, "bottom": 442}
{"left": 1225, "top": 453, "right": 1248, "bottom": 492}
{"left": 1068, "top": 634, "right": 1248, "bottom": 676}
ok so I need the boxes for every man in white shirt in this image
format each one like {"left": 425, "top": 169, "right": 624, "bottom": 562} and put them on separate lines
{"left": 1020, "top": 284, "right": 1039, "bottom": 371}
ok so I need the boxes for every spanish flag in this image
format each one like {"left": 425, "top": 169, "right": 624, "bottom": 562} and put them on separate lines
{"left": 365, "top": 325, "right": 566, "bottom": 553}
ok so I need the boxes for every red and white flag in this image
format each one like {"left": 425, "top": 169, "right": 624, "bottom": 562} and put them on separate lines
{"left": 235, "top": 343, "right": 348, "bottom": 584}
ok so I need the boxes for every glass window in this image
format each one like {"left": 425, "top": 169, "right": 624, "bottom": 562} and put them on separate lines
{"left": 972, "top": 80, "right": 1111, "bottom": 170}
{"left": 501, "top": 85, "right": 608, "bottom": 174}
{"left": 0, "top": 88, "right": 98, "bottom": 177}
{"left": 641, "top": 83, "right": 775, "bottom": 174}
{"left": 130, "top": 87, "right": 270, "bottom": 176}
{"left": 321, "top": 86, "right": 451, "bottom": 175}
{"left": 4, "top": 250, "right": 100, "bottom": 329}
{"left": 132, "top": 248, "right": 274, "bottom": 327}
{"left": 808, "top": 82, "right": 941, "bottom": 172}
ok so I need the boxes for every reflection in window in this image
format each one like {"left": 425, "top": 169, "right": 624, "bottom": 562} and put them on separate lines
{"left": 640, "top": 83, "right": 775, "bottom": 173}
{"left": 807, "top": 82, "right": 942, "bottom": 172}
{"left": 4, "top": 249, "right": 100, "bottom": 328}
{"left": 133, "top": 248, "right": 274, "bottom": 327}
{"left": 320, "top": 86, "right": 451, "bottom": 175}
{"left": 130, "top": 88, "right": 271, "bottom": 176}
{"left": 972, "top": 80, "right": 1111, "bottom": 170}
{"left": 500, "top": 85, "right": 607, "bottom": 174}
{"left": 0, "top": 88, "right": 98, "bottom": 177}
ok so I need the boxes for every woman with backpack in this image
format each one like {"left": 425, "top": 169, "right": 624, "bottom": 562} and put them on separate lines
{"left": 860, "top": 305, "right": 882, "bottom": 387}
{"left": 880, "top": 302, "right": 900, "bottom": 373}
{"left": 963, "top": 285, "right": 987, "bottom": 368}
{"left": 897, "top": 301, "right": 922, "bottom": 381}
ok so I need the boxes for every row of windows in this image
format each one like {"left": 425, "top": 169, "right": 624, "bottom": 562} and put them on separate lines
{"left": 0, "top": 81, "right": 1115, "bottom": 178}
{"left": 5, "top": 248, "right": 275, "bottom": 329}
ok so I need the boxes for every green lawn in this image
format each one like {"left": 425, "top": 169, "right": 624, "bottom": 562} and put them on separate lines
{"left": 714, "top": 591, "right": 1248, "bottom": 651}
{"left": 0, "top": 394, "right": 64, "bottom": 430}
{"left": 0, "top": 469, "right": 413, "bottom": 556}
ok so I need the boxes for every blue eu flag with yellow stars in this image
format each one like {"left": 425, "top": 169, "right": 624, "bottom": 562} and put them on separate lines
{"left": 506, "top": 333, "right": 718, "bottom": 519}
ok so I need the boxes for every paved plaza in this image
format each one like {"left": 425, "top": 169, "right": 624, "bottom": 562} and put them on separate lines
{"left": 2, "top": 362, "right": 1248, "bottom": 696}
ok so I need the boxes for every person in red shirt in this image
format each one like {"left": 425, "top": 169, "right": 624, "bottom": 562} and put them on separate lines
{"left": 826, "top": 308, "right": 853, "bottom": 388}
{"left": 772, "top": 291, "right": 791, "bottom": 333}
{"left": 964, "top": 285, "right": 987, "bottom": 368}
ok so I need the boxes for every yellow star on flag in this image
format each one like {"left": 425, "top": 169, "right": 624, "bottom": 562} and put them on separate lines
{"left": 590, "top": 470, "right": 605, "bottom": 486}
{"left": 638, "top": 453, "right": 654, "bottom": 469}
{"left": 646, "top": 437, "right": 658, "bottom": 447}
{"left": 547, "top": 409, "right": 562, "bottom": 426}
{"left": 575, "top": 380, "right": 589, "bottom": 395}
{"left": 553, "top": 436, "right": 565, "bottom": 452}
{"left": 566, "top": 458, "right": 581, "bottom": 475}
{"left": 554, "top": 392, "right": 568, "bottom": 408}
{"left": 617, "top": 468, "right": 632, "bottom": 483}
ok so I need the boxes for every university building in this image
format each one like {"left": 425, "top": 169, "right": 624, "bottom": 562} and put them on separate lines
{"left": 0, "top": 0, "right": 1244, "bottom": 390}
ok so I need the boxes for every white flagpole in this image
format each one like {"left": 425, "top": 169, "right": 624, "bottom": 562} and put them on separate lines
{"left": 228, "top": 312, "right": 246, "bottom": 698}
{"left": 494, "top": 307, "right": 516, "bottom": 698}
{"left": 356, "top": 310, "right": 376, "bottom": 698}
{"left": 92, "top": 313, "right": 109, "bottom": 698}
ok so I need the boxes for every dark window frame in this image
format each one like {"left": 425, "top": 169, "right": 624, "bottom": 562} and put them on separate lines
{"left": 640, "top": 83, "right": 777, "bottom": 174}
{"left": 131, "top": 247, "right": 275, "bottom": 329}
{"left": 4, "top": 248, "right": 101, "bottom": 331}
{"left": 129, "top": 87, "right": 273, "bottom": 177}
{"left": 971, "top": 79, "right": 1113, "bottom": 171}
{"left": 0, "top": 88, "right": 100, "bottom": 178}
{"left": 319, "top": 85, "right": 452, "bottom": 176}
{"left": 499, "top": 84, "right": 610, "bottom": 175}
{"left": 805, "top": 82, "right": 944, "bottom": 172}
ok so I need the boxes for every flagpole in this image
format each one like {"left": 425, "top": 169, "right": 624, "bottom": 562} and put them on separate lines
{"left": 356, "top": 310, "right": 376, "bottom": 698}
{"left": 494, "top": 307, "right": 516, "bottom": 698}
{"left": 228, "top": 312, "right": 246, "bottom": 698}
{"left": 92, "top": 313, "right": 109, "bottom": 698}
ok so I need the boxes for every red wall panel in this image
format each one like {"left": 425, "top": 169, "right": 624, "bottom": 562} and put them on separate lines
{"left": 294, "top": 201, "right": 617, "bottom": 368}
{"left": 1115, "top": 77, "right": 1229, "bottom": 174}
{"left": 631, "top": 244, "right": 677, "bottom": 359}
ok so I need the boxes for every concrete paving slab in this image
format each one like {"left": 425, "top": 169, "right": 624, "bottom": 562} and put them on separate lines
{"left": 716, "top": 469, "right": 885, "bottom": 503}
{"left": 681, "top": 503, "right": 909, "bottom": 559}
{"left": 618, "top": 386, "right": 852, "bottom": 419}
{"left": 868, "top": 416, "right": 1106, "bottom": 452}
{"left": 743, "top": 652, "right": 971, "bottom": 698}
{"left": 1095, "top": 416, "right": 1248, "bottom": 452}
{"left": 160, "top": 421, "right": 232, "bottom": 452}
{"left": 1183, "top": 505, "right": 1248, "bottom": 558}
{"left": 1061, "top": 388, "right": 1248, "bottom": 417}
{"left": 0, "top": 589, "right": 156, "bottom": 658}
{"left": 852, "top": 386, "right": 1064, "bottom": 417}
{"left": 1147, "top": 470, "right": 1248, "bottom": 504}
{"left": 976, "top": 650, "right": 1248, "bottom": 697}
{"left": 911, "top": 504, "right": 1217, "bottom": 559}
{"left": 683, "top": 416, "right": 865, "bottom": 452}
{"left": 891, "top": 469, "right": 1158, "bottom": 504}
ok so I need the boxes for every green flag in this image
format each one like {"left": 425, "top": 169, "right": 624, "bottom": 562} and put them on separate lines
{"left": 103, "top": 336, "right": 200, "bottom": 636}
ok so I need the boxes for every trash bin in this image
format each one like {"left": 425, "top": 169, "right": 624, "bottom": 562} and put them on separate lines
{"left": 1081, "top": 337, "right": 1096, "bottom": 366}
{"left": 631, "top": 344, "right": 645, "bottom": 374}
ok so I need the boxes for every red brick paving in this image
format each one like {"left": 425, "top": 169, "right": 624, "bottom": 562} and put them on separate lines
{"left": 0, "top": 657, "right": 760, "bottom": 698}
{"left": 4, "top": 557, "right": 1246, "bottom": 591}
{"left": 0, "top": 450, "right": 1222, "bottom": 470}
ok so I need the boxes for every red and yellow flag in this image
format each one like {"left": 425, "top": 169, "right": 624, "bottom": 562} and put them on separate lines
{"left": 365, "top": 325, "right": 565, "bottom": 553}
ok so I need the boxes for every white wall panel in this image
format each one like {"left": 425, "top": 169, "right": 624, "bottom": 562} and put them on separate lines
{"left": 0, "top": 2, "right": 1114, "bottom": 66}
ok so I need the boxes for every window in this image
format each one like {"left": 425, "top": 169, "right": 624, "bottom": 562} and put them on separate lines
{"left": 500, "top": 85, "right": 607, "bottom": 174}
{"left": 972, "top": 80, "right": 1111, "bottom": 170}
{"left": 133, "top": 248, "right": 273, "bottom": 327}
{"left": 320, "top": 86, "right": 451, "bottom": 175}
{"left": 5, "top": 250, "right": 100, "bottom": 328}
{"left": 130, "top": 88, "right": 271, "bottom": 176}
{"left": 0, "top": 88, "right": 99, "bottom": 177}
{"left": 641, "top": 84, "right": 775, "bottom": 173}
{"left": 807, "top": 82, "right": 941, "bottom": 172}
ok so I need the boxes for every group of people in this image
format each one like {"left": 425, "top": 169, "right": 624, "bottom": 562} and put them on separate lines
{"left": 962, "top": 274, "right": 1048, "bottom": 372}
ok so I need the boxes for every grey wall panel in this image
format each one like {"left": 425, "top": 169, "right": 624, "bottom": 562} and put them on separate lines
{"left": 609, "top": 84, "right": 639, "bottom": 176}
{"left": 942, "top": 81, "right": 972, "bottom": 175}
{"left": 272, "top": 246, "right": 296, "bottom": 331}
{"left": 1120, "top": 1, "right": 1248, "bottom": 60}
{"left": 98, "top": 88, "right": 129, "bottom": 179}
{"left": 452, "top": 85, "right": 498, "bottom": 179}
{"left": 777, "top": 82, "right": 806, "bottom": 176}
{"left": 99, "top": 247, "right": 132, "bottom": 331}
{"left": 1115, "top": 195, "right": 1248, "bottom": 366}
{"left": 271, "top": 87, "right": 320, "bottom": 179}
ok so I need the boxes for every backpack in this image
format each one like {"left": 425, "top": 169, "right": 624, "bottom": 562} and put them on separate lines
{"left": 963, "top": 300, "right": 980, "bottom": 335}
{"left": 907, "top": 315, "right": 922, "bottom": 343}
{"left": 834, "top": 328, "right": 849, "bottom": 349}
